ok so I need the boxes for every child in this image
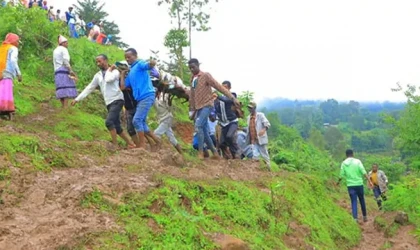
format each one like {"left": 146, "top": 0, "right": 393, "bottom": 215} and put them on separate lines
{"left": 154, "top": 92, "right": 182, "bottom": 154}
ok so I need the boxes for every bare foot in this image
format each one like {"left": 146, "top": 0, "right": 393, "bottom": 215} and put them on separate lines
{"left": 211, "top": 155, "right": 221, "bottom": 160}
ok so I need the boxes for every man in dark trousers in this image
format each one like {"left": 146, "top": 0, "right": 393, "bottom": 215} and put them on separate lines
{"left": 214, "top": 81, "right": 240, "bottom": 159}
{"left": 337, "top": 149, "right": 373, "bottom": 222}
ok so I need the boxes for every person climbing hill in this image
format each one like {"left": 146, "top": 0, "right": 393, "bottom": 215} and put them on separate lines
{"left": 368, "top": 164, "right": 388, "bottom": 210}
{"left": 71, "top": 54, "right": 135, "bottom": 149}
{"left": 120, "top": 48, "right": 161, "bottom": 150}
{"left": 53, "top": 35, "right": 78, "bottom": 109}
{"left": 246, "top": 102, "right": 271, "bottom": 170}
{"left": 153, "top": 91, "right": 183, "bottom": 154}
{"left": 0, "top": 33, "right": 22, "bottom": 121}
{"left": 187, "top": 58, "right": 239, "bottom": 160}
{"left": 337, "top": 149, "right": 373, "bottom": 222}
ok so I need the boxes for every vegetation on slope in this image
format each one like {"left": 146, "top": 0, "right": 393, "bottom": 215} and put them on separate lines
{"left": 0, "top": 4, "right": 419, "bottom": 250}
{"left": 79, "top": 175, "right": 360, "bottom": 249}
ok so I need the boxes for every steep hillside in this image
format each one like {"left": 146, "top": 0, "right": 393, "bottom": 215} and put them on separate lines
{"left": 0, "top": 6, "right": 419, "bottom": 250}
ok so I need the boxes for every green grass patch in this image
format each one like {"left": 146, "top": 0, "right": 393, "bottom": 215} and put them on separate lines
{"left": 81, "top": 174, "right": 360, "bottom": 249}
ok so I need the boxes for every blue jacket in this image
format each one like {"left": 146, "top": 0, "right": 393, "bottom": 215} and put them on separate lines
{"left": 125, "top": 60, "right": 155, "bottom": 101}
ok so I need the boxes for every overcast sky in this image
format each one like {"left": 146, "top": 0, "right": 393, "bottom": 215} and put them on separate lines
{"left": 50, "top": 0, "right": 420, "bottom": 102}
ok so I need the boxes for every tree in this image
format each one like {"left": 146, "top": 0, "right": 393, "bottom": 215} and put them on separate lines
{"left": 308, "top": 128, "right": 326, "bottom": 150}
{"left": 164, "top": 29, "right": 189, "bottom": 79}
{"left": 158, "top": 0, "right": 219, "bottom": 59}
{"left": 73, "top": 0, "right": 127, "bottom": 47}
{"left": 320, "top": 99, "right": 339, "bottom": 124}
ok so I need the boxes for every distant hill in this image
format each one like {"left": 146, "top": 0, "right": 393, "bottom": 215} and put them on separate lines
{"left": 260, "top": 98, "right": 405, "bottom": 113}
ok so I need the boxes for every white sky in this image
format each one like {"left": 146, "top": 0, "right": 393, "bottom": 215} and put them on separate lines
{"left": 49, "top": 0, "right": 420, "bottom": 102}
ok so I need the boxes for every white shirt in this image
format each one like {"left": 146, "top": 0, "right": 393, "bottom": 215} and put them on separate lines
{"left": 154, "top": 94, "right": 173, "bottom": 123}
{"left": 208, "top": 119, "right": 217, "bottom": 135}
{"left": 75, "top": 69, "right": 124, "bottom": 106}
{"left": 2, "top": 46, "right": 21, "bottom": 79}
{"left": 53, "top": 46, "right": 70, "bottom": 71}
{"left": 93, "top": 25, "right": 100, "bottom": 34}
{"left": 68, "top": 10, "right": 76, "bottom": 24}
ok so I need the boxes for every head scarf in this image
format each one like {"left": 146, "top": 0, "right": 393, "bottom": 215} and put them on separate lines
{"left": 2, "top": 33, "right": 20, "bottom": 45}
{"left": 58, "top": 35, "right": 67, "bottom": 45}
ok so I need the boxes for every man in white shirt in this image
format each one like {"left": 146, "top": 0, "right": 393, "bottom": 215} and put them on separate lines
{"left": 71, "top": 54, "right": 135, "bottom": 149}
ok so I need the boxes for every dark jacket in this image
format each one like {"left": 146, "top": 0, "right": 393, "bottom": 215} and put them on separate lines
{"left": 122, "top": 89, "right": 137, "bottom": 110}
{"left": 214, "top": 95, "right": 238, "bottom": 126}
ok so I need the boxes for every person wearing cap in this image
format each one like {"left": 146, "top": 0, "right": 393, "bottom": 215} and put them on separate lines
{"left": 0, "top": 33, "right": 22, "bottom": 121}
{"left": 53, "top": 35, "right": 78, "bottom": 108}
{"left": 187, "top": 58, "right": 240, "bottom": 160}
{"left": 71, "top": 55, "right": 136, "bottom": 149}
{"left": 368, "top": 164, "right": 388, "bottom": 210}
{"left": 246, "top": 102, "right": 271, "bottom": 170}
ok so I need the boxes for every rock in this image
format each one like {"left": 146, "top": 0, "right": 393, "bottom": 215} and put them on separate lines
{"left": 394, "top": 212, "right": 409, "bottom": 225}
{"left": 213, "top": 234, "right": 250, "bottom": 250}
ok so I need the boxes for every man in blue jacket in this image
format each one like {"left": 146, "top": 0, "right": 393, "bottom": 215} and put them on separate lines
{"left": 120, "top": 48, "right": 161, "bottom": 149}
{"left": 214, "top": 81, "right": 240, "bottom": 159}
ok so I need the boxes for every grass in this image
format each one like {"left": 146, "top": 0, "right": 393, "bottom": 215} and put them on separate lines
{"left": 79, "top": 174, "right": 361, "bottom": 249}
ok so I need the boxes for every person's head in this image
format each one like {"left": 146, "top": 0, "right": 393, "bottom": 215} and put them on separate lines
{"left": 188, "top": 58, "right": 200, "bottom": 75}
{"left": 68, "top": 6, "right": 73, "bottom": 11}
{"left": 345, "top": 149, "right": 354, "bottom": 158}
{"left": 96, "top": 54, "right": 109, "bottom": 70}
{"left": 372, "top": 164, "right": 378, "bottom": 173}
{"left": 212, "top": 91, "right": 218, "bottom": 100}
{"left": 57, "top": 9, "right": 60, "bottom": 13}
{"left": 222, "top": 80, "right": 231, "bottom": 90}
{"left": 3, "top": 33, "right": 20, "bottom": 47}
{"left": 58, "top": 35, "right": 68, "bottom": 48}
{"left": 124, "top": 48, "right": 138, "bottom": 65}
{"left": 247, "top": 102, "right": 257, "bottom": 114}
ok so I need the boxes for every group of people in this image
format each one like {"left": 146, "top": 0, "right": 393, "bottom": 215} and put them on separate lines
{"left": 0, "top": 31, "right": 273, "bottom": 168}
{"left": 0, "top": 31, "right": 392, "bottom": 224}
{"left": 1, "top": 1, "right": 113, "bottom": 45}
{"left": 59, "top": 35, "right": 272, "bottom": 167}
{"left": 337, "top": 149, "right": 389, "bottom": 222}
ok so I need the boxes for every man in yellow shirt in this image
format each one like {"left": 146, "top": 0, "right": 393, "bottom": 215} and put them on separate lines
{"left": 368, "top": 164, "right": 388, "bottom": 210}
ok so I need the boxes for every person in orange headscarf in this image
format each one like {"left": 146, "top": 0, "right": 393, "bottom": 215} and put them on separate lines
{"left": 0, "top": 33, "right": 22, "bottom": 121}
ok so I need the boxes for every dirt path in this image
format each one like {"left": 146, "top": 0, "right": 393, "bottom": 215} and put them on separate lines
{"left": 0, "top": 146, "right": 269, "bottom": 250}
{"left": 353, "top": 210, "right": 419, "bottom": 250}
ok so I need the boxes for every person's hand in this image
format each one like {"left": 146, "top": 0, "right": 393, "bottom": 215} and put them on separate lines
{"left": 368, "top": 181, "right": 374, "bottom": 189}
{"left": 17, "top": 75, "right": 22, "bottom": 82}
{"left": 258, "top": 129, "right": 266, "bottom": 137}
{"left": 120, "top": 70, "right": 128, "bottom": 77}
{"left": 109, "top": 64, "right": 116, "bottom": 71}
{"left": 233, "top": 98, "right": 240, "bottom": 107}
{"left": 71, "top": 100, "right": 78, "bottom": 106}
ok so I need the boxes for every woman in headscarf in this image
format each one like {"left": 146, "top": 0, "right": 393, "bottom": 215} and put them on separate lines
{"left": 53, "top": 35, "right": 77, "bottom": 108}
{"left": 0, "top": 33, "right": 22, "bottom": 121}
